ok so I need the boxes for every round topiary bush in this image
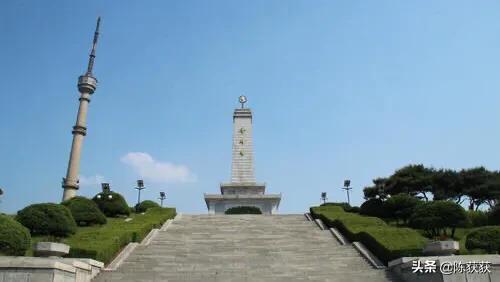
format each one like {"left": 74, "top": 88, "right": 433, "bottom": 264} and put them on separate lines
{"left": 16, "top": 203, "right": 77, "bottom": 237}
{"left": 92, "top": 191, "right": 130, "bottom": 217}
{"left": 0, "top": 214, "right": 31, "bottom": 255}
{"left": 360, "top": 199, "right": 389, "bottom": 218}
{"left": 225, "top": 206, "right": 262, "bottom": 214}
{"left": 465, "top": 226, "right": 500, "bottom": 253}
{"left": 62, "top": 196, "right": 107, "bottom": 226}
{"left": 135, "top": 200, "right": 160, "bottom": 213}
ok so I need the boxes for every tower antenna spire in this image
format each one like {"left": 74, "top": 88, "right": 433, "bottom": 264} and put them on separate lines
{"left": 86, "top": 17, "right": 101, "bottom": 75}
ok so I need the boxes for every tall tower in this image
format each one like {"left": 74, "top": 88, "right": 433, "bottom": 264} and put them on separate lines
{"left": 204, "top": 96, "right": 281, "bottom": 214}
{"left": 62, "top": 17, "right": 101, "bottom": 201}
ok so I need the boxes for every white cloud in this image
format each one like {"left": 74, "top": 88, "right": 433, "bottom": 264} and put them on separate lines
{"left": 120, "top": 152, "right": 196, "bottom": 183}
{"left": 79, "top": 175, "right": 106, "bottom": 187}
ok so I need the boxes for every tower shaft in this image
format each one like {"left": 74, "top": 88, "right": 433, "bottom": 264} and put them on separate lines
{"left": 230, "top": 109, "right": 255, "bottom": 183}
{"left": 62, "top": 18, "right": 100, "bottom": 201}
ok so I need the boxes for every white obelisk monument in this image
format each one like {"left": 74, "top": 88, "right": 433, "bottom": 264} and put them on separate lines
{"left": 204, "top": 96, "right": 281, "bottom": 214}
{"left": 62, "top": 18, "right": 101, "bottom": 201}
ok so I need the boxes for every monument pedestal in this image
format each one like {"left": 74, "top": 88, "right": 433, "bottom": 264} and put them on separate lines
{"left": 204, "top": 182, "right": 281, "bottom": 215}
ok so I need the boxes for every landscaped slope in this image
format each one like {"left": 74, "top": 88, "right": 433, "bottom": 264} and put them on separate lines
{"left": 30, "top": 207, "right": 176, "bottom": 264}
{"left": 311, "top": 206, "right": 428, "bottom": 264}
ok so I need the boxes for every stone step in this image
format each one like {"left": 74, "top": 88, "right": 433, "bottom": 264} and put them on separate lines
{"left": 94, "top": 214, "right": 393, "bottom": 281}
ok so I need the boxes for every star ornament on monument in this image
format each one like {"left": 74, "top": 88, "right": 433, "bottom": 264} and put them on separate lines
{"left": 239, "top": 95, "right": 247, "bottom": 108}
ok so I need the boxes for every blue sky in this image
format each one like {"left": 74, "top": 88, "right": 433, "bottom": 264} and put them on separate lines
{"left": 1, "top": 1, "right": 500, "bottom": 214}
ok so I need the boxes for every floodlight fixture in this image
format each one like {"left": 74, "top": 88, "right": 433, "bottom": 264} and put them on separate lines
{"left": 159, "top": 191, "right": 167, "bottom": 207}
{"left": 101, "top": 183, "right": 110, "bottom": 193}
{"left": 135, "top": 180, "right": 146, "bottom": 210}
{"left": 341, "top": 179, "right": 353, "bottom": 205}
{"left": 321, "top": 192, "right": 327, "bottom": 204}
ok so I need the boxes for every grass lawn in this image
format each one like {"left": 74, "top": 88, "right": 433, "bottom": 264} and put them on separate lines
{"left": 28, "top": 207, "right": 176, "bottom": 264}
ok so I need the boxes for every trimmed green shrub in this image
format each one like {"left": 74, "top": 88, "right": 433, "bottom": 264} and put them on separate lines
{"left": 92, "top": 191, "right": 130, "bottom": 217}
{"left": 360, "top": 199, "right": 390, "bottom": 218}
{"left": 489, "top": 204, "right": 500, "bottom": 225}
{"left": 465, "top": 226, "right": 500, "bottom": 253}
{"left": 310, "top": 206, "right": 427, "bottom": 265}
{"left": 349, "top": 206, "right": 361, "bottom": 213}
{"left": 62, "top": 196, "right": 107, "bottom": 226}
{"left": 16, "top": 203, "right": 77, "bottom": 237}
{"left": 385, "top": 194, "right": 421, "bottom": 224}
{"left": 466, "top": 210, "right": 489, "bottom": 227}
{"left": 409, "top": 200, "right": 467, "bottom": 238}
{"left": 225, "top": 206, "right": 262, "bottom": 214}
{"left": 135, "top": 200, "right": 160, "bottom": 213}
{"left": 320, "top": 202, "right": 361, "bottom": 213}
{"left": 66, "top": 207, "right": 176, "bottom": 263}
{"left": 0, "top": 214, "right": 31, "bottom": 255}
{"left": 321, "top": 202, "right": 351, "bottom": 211}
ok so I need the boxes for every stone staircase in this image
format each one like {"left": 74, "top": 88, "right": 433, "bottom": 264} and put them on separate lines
{"left": 95, "top": 214, "right": 395, "bottom": 281}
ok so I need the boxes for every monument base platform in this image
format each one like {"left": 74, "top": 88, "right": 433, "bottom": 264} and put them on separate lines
{"left": 204, "top": 194, "right": 281, "bottom": 215}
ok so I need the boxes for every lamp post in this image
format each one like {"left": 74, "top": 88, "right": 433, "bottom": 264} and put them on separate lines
{"left": 135, "top": 180, "right": 145, "bottom": 209}
{"left": 321, "top": 192, "right": 328, "bottom": 204}
{"left": 158, "top": 192, "right": 166, "bottom": 207}
{"left": 342, "top": 179, "right": 352, "bottom": 205}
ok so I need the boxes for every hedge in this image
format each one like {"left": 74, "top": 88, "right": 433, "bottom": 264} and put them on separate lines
{"left": 0, "top": 214, "right": 31, "bottom": 255}
{"left": 310, "top": 206, "right": 428, "bottom": 265}
{"left": 16, "top": 203, "right": 77, "bottom": 237}
{"left": 65, "top": 207, "right": 176, "bottom": 264}
{"left": 225, "top": 206, "right": 262, "bottom": 214}
{"left": 320, "top": 202, "right": 350, "bottom": 210}
{"left": 465, "top": 226, "right": 500, "bottom": 253}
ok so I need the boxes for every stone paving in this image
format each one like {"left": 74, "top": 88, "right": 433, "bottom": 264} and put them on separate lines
{"left": 95, "top": 214, "right": 395, "bottom": 281}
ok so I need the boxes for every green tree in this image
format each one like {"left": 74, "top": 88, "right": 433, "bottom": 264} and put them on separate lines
{"left": 431, "top": 169, "right": 463, "bottom": 203}
{"left": 409, "top": 200, "right": 467, "bottom": 238}
{"left": 460, "top": 167, "right": 494, "bottom": 210}
{"left": 385, "top": 164, "right": 435, "bottom": 201}
{"left": 482, "top": 171, "right": 500, "bottom": 209}
{"left": 363, "top": 178, "right": 388, "bottom": 200}
{"left": 385, "top": 193, "right": 421, "bottom": 225}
